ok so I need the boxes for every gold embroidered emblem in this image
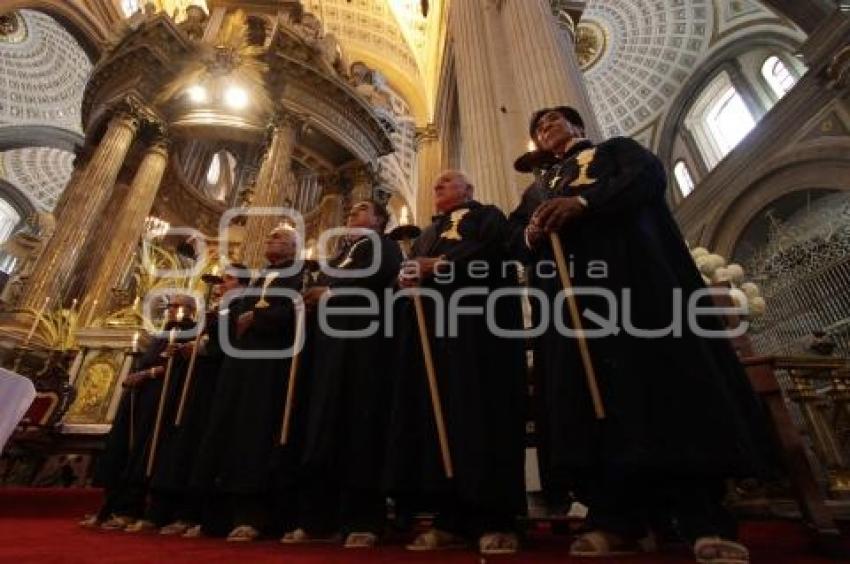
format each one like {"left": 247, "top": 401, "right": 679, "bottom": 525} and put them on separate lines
{"left": 569, "top": 148, "right": 598, "bottom": 187}
{"left": 254, "top": 272, "right": 279, "bottom": 308}
{"left": 440, "top": 208, "right": 470, "bottom": 241}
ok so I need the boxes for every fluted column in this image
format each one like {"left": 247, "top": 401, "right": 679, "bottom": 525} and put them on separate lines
{"left": 85, "top": 137, "right": 169, "bottom": 315}
{"left": 450, "top": 0, "right": 515, "bottom": 210}
{"left": 415, "top": 124, "right": 441, "bottom": 225}
{"left": 501, "top": 0, "right": 602, "bottom": 141}
{"left": 21, "top": 110, "right": 139, "bottom": 310}
{"left": 241, "top": 114, "right": 297, "bottom": 268}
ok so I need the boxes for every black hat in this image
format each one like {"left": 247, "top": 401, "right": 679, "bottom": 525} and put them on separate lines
{"left": 528, "top": 106, "right": 585, "bottom": 141}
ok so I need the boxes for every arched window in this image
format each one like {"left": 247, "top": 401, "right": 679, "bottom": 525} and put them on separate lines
{"left": 121, "top": 0, "right": 141, "bottom": 17}
{"left": 674, "top": 161, "right": 695, "bottom": 197}
{"left": 0, "top": 198, "right": 21, "bottom": 245}
{"left": 205, "top": 150, "right": 238, "bottom": 202}
{"left": 762, "top": 55, "right": 797, "bottom": 99}
{"left": 706, "top": 86, "right": 756, "bottom": 156}
{"left": 685, "top": 72, "right": 756, "bottom": 169}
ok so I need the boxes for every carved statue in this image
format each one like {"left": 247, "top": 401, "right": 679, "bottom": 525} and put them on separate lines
{"left": 0, "top": 211, "right": 56, "bottom": 308}
{"left": 180, "top": 5, "right": 209, "bottom": 41}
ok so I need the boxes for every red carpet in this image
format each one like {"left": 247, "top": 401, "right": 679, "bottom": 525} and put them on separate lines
{"left": 0, "top": 487, "right": 847, "bottom": 563}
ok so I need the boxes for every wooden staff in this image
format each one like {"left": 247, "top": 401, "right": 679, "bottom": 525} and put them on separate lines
{"left": 280, "top": 260, "right": 319, "bottom": 445}
{"left": 549, "top": 232, "right": 606, "bottom": 419}
{"left": 279, "top": 299, "right": 306, "bottom": 445}
{"left": 390, "top": 225, "right": 454, "bottom": 478}
{"left": 175, "top": 274, "right": 221, "bottom": 426}
{"left": 146, "top": 329, "right": 177, "bottom": 477}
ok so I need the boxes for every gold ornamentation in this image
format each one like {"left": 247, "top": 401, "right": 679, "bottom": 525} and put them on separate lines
{"left": 64, "top": 352, "right": 122, "bottom": 425}
{"left": 254, "top": 271, "right": 279, "bottom": 308}
{"left": 575, "top": 21, "right": 607, "bottom": 71}
{"left": 569, "top": 148, "right": 598, "bottom": 188}
{"left": 0, "top": 12, "right": 27, "bottom": 44}
{"left": 440, "top": 208, "right": 470, "bottom": 241}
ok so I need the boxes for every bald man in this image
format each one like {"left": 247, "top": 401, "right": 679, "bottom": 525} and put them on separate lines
{"left": 384, "top": 170, "right": 527, "bottom": 555}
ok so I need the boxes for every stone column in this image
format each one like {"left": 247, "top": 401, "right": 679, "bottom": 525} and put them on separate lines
{"left": 415, "top": 124, "right": 440, "bottom": 225}
{"left": 501, "top": 0, "right": 602, "bottom": 141}
{"left": 240, "top": 114, "right": 297, "bottom": 268}
{"left": 21, "top": 110, "right": 139, "bottom": 310}
{"left": 84, "top": 136, "right": 169, "bottom": 315}
{"left": 450, "top": 0, "right": 515, "bottom": 210}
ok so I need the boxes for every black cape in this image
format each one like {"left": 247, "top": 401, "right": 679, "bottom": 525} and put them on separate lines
{"left": 150, "top": 308, "right": 230, "bottom": 494}
{"left": 94, "top": 320, "right": 192, "bottom": 499}
{"left": 384, "top": 201, "right": 527, "bottom": 515}
{"left": 508, "top": 138, "right": 770, "bottom": 499}
{"left": 192, "top": 262, "right": 304, "bottom": 496}
{"left": 299, "top": 234, "right": 403, "bottom": 490}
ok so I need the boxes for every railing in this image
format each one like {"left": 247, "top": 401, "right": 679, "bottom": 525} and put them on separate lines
{"left": 750, "top": 258, "right": 850, "bottom": 358}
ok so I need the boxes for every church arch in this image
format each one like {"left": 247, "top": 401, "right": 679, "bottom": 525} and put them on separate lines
{"left": 700, "top": 140, "right": 850, "bottom": 258}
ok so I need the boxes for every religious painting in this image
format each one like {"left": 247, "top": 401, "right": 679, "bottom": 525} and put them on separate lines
{"left": 63, "top": 351, "right": 123, "bottom": 425}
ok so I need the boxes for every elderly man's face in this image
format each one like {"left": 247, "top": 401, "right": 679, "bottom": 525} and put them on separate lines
{"left": 433, "top": 171, "right": 472, "bottom": 213}
{"left": 265, "top": 228, "right": 297, "bottom": 264}
{"left": 535, "top": 110, "right": 581, "bottom": 153}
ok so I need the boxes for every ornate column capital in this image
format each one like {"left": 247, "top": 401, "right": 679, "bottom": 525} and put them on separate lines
{"left": 414, "top": 123, "right": 439, "bottom": 150}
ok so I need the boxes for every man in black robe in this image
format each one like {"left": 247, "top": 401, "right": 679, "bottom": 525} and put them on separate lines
{"left": 281, "top": 199, "right": 402, "bottom": 548}
{"left": 191, "top": 226, "right": 304, "bottom": 542}
{"left": 384, "top": 170, "right": 527, "bottom": 555}
{"left": 148, "top": 265, "right": 250, "bottom": 537}
{"left": 509, "top": 106, "right": 765, "bottom": 562}
{"left": 84, "top": 296, "right": 195, "bottom": 531}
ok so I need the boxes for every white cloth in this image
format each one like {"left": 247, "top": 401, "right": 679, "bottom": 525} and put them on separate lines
{"left": 0, "top": 368, "right": 36, "bottom": 454}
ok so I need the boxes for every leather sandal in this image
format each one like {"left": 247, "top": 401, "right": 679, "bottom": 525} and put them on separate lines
{"left": 569, "top": 530, "right": 641, "bottom": 557}
{"left": 479, "top": 531, "right": 520, "bottom": 555}
{"left": 694, "top": 536, "right": 749, "bottom": 564}
{"left": 226, "top": 525, "right": 260, "bottom": 542}
{"left": 406, "top": 529, "right": 467, "bottom": 551}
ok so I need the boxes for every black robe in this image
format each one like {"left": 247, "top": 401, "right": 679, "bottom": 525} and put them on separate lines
{"left": 192, "top": 263, "right": 304, "bottom": 497}
{"left": 150, "top": 309, "right": 229, "bottom": 495}
{"left": 299, "top": 235, "right": 403, "bottom": 492}
{"left": 508, "top": 137, "right": 768, "bottom": 500}
{"left": 93, "top": 320, "right": 192, "bottom": 516}
{"left": 384, "top": 201, "right": 527, "bottom": 517}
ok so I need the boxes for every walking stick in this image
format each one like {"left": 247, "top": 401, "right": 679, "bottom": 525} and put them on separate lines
{"left": 390, "top": 225, "right": 454, "bottom": 478}
{"left": 146, "top": 328, "right": 177, "bottom": 478}
{"left": 174, "top": 274, "right": 221, "bottom": 426}
{"left": 280, "top": 260, "right": 319, "bottom": 445}
{"left": 549, "top": 232, "right": 606, "bottom": 419}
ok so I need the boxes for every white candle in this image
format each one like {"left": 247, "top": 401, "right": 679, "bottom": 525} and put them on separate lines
{"left": 24, "top": 296, "right": 50, "bottom": 345}
{"left": 177, "top": 306, "right": 185, "bottom": 321}
{"left": 131, "top": 331, "right": 139, "bottom": 353}
{"left": 70, "top": 299, "right": 78, "bottom": 314}
{"left": 132, "top": 296, "right": 140, "bottom": 310}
